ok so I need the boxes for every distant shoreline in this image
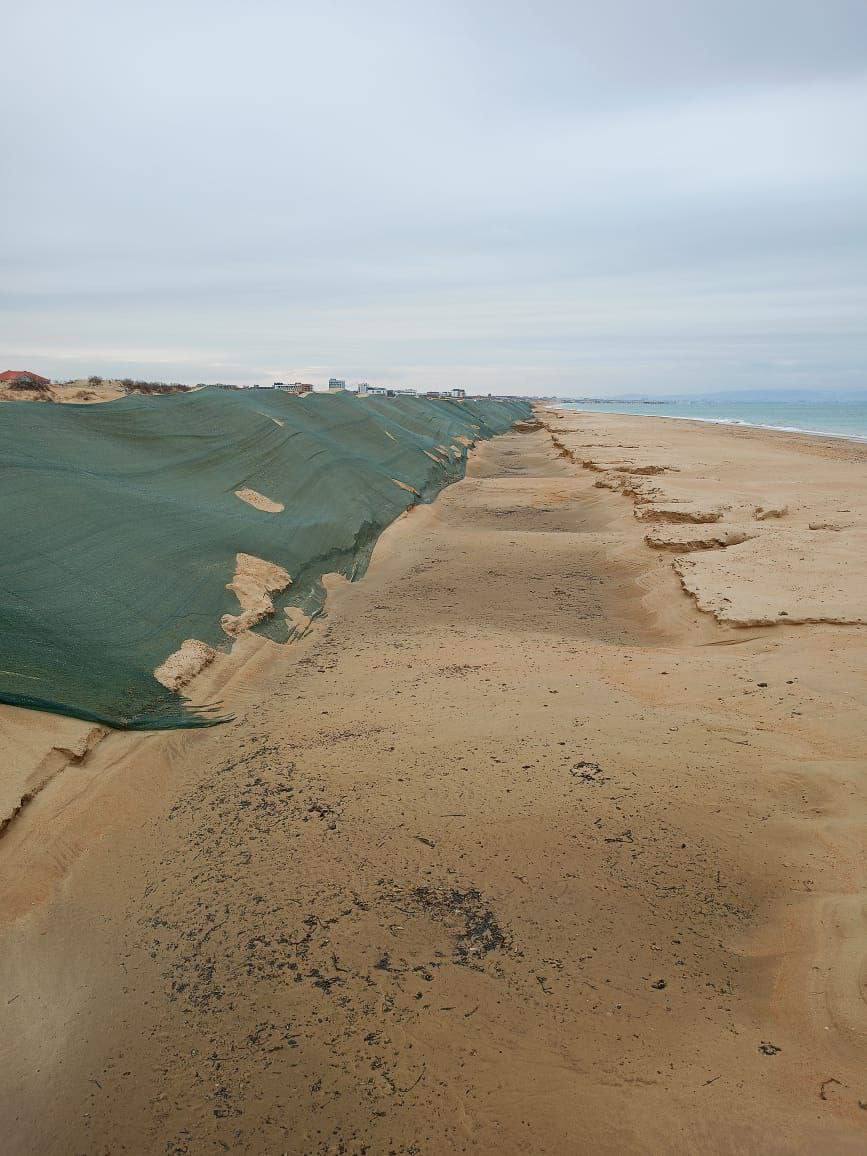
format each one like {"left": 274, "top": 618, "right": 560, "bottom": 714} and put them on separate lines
{"left": 552, "top": 402, "right": 867, "bottom": 444}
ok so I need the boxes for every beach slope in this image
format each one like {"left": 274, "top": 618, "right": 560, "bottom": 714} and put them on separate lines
{"left": 1, "top": 412, "right": 866, "bottom": 1153}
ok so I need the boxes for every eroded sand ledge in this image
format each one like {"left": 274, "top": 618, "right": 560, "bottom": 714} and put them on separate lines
{"left": 1, "top": 415, "right": 866, "bottom": 1153}
{"left": 549, "top": 409, "right": 867, "bottom": 626}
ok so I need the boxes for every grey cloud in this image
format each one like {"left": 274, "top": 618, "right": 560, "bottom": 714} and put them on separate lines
{"left": 2, "top": 0, "right": 865, "bottom": 393}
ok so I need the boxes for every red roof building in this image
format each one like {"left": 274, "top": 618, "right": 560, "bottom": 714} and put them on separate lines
{"left": 0, "top": 370, "right": 51, "bottom": 386}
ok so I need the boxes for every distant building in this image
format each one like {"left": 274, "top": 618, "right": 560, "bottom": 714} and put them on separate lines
{"left": 275, "top": 382, "right": 313, "bottom": 395}
{"left": 1, "top": 369, "right": 51, "bottom": 387}
{"left": 328, "top": 377, "right": 346, "bottom": 391}
{"left": 450, "top": 388, "right": 466, "bottom": 399}
{"left": 357, "top": 382, "right": 370, "bottom": 396}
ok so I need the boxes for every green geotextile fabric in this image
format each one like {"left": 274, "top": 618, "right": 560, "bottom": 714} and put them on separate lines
{"left": 0, "top": 389, "right": 531, "bottom": 728}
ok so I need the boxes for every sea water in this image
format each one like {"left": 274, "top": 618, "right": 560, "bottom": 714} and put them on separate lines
{"left": 558, "top": 398, "right": 867, "bottom": 441}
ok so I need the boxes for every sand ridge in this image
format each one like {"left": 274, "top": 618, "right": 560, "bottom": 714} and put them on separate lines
{"left": 0, "top": 709, "right": 108, "bottom": 836}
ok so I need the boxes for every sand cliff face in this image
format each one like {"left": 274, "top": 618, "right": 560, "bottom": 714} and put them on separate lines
{"left": 1, "top": 417, "right": 866, "bottom": 1153}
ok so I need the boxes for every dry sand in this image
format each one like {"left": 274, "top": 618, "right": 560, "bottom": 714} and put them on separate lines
{"left": 234, "top": 488, "right": 285, "bottom": 514}
{"left": 154, "top": 640, "right": 219, "bottom": 692}
{"left": 1, "top": 412, "right": 867, "bottom": 1153}
{"left": 221, "top": 552, "right": 293, "bottom": 637}
{"left": 0, "top": 379, "right": 196, "bottom": 405}
{"left": 0, "top": 379, "right": 127, "bottom": 404}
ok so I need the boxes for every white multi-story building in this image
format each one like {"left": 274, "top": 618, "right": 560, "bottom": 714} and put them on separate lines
{"left": 328, "top": 378, "right": 346, "bottom": 391}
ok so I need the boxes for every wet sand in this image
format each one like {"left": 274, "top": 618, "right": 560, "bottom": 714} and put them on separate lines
{"left": 2, "top": 415, "right": 867, "bottom": 1153}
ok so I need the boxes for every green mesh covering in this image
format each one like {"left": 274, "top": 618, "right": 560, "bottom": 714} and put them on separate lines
{"left": 0, "top": 389, "right": 531, "bottom": 728}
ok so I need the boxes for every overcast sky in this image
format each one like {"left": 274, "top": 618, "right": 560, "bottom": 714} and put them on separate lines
{"left": 2, "top": 0, "right": 866, "bottom": 395}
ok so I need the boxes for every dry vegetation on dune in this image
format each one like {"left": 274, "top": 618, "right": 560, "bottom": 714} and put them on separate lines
{"left": 0, "top": 375, "right": 192, "bottom": 405}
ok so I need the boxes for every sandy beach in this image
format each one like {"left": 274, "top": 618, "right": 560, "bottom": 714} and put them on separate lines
{"left": 2, "top": 409, "right": 867, "bottom": 1153}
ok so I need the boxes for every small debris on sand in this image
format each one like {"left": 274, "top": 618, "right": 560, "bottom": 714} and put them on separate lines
{"left": 570, "top": 760, "right": 607, "bottom": 783}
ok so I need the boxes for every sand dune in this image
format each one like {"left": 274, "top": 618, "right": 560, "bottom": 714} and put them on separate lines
{"left": 0, "top": 389, "right": 527, "bottom": 728}
{"left": 0, "top": 378, "right": 128, "bottom": 404}
{"left": 1, "top": 414, "right": 866, "bottom": 1152}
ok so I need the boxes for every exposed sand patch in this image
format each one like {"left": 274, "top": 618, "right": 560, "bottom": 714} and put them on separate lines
{"left": 0, "top": 379, "right": 191, "bottom": 405}
{"left": 0, "top": 380, "right": 128, "bottom": 405}
{"left": 234, "top": 487, "right": 284, "bottom": 513}
{"left": 285, "top": 606, "right": 313, "bottom": 637}
{"left": 391, "top": 478, "right": 421, "bottom": 497}
{"left": 221, "top": 553, "right": 293, "bottom": 636}
{"left": 153, "top": 639, "right": 218, "bottom": 690}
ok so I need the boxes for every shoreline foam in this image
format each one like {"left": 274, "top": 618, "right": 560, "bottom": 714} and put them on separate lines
{"left": 554, "top": 402, "right": 867, "bottom": 444}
